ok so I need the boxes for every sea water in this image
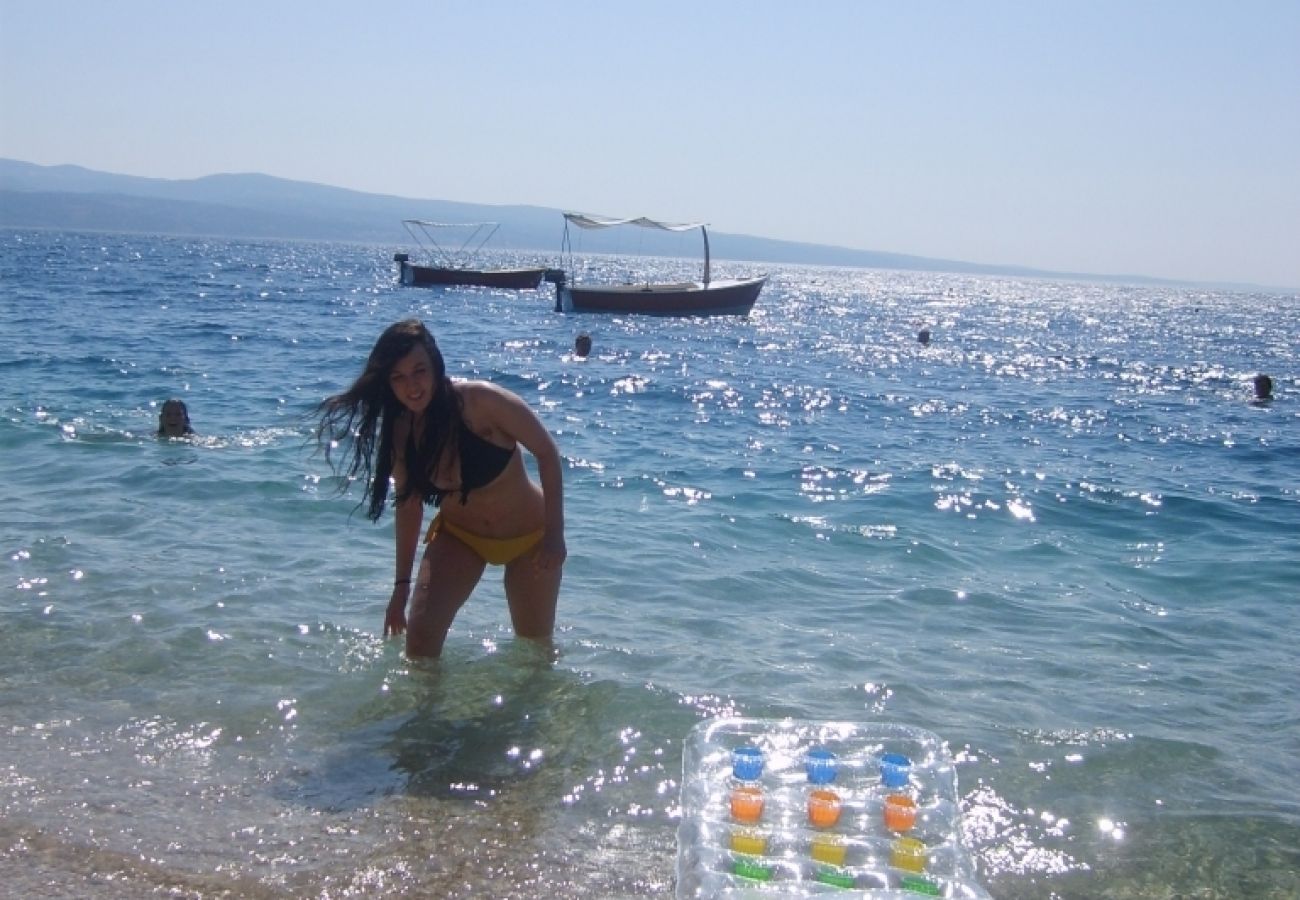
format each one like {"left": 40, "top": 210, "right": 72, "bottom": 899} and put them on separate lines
{"left": 1, "top": 229, "right": 1297, "bottom": 898}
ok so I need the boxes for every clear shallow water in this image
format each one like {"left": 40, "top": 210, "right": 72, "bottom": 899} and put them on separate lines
{"left": 2, "top": 229, "right": 1298, "bottom": 898}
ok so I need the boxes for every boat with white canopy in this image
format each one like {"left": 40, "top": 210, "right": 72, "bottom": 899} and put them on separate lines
{"left": 393, "top": 220, "right": 547, "bottom": 289}
{"left": 547, "top": 213, "right": 767, "bottom": 316}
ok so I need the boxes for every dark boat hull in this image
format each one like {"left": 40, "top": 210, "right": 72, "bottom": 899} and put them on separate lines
{"left": 398, "top": 260, "right": 547, "bottom": 290}
{"left": 562, "top": 276, "right": 767, "bottom": 316}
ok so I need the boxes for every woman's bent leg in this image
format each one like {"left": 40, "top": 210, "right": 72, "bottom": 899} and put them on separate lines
{"left": 407, "top": 532, "right": 485, "bottom": 657}
{"left": 503, "top": 552, "right": 562, "bottom": 642}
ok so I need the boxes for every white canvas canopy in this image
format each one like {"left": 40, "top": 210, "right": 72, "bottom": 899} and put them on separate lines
{"left": 402, "top": 219, "right": 500, "bottom": 229}
{"left": 560, "top": 213, "right": 713, "bottom": 283}
{"left": 562, "top": 213, "right": 706, "bottom": 232}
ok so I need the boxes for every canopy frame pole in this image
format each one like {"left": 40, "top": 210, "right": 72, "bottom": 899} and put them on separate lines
{"left": 401, "top": 221, "right": 501, "bottom": 269}
{"left": 560, "top": 218, "right": 574, "bottom": 276}
{"left": 701, "top": 226, "right": 711, "bottom": 287}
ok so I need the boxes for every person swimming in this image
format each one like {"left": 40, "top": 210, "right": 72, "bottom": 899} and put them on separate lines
{"left": 1253, "top": 373, "right": 1274, "bottom": 403}
{"left": 574, "top": 332, "right": 592, "bottom": 358}
{"left": 315, "top": 319, "right": 566, "bottom": 658}
{"left": 157, "top": 398, "right": 194, "bottom": 437}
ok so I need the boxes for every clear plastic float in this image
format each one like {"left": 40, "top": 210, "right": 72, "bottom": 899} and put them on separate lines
{"left": 676, "top": 718, "right": 991, "bottom": 898}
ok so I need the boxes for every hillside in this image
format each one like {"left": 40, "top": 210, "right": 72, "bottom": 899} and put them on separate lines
{"left": 0, "top": 158, "right": 1137, "bottom": 282}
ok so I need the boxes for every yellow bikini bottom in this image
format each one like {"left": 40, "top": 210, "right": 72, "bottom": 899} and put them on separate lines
{"left": 425, "top": 515, "right": 544, "bottom": 566}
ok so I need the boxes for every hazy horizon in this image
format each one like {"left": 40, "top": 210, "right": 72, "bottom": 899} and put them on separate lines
{"left": 2, "top": 1, "right": 1297, "bottom": 287}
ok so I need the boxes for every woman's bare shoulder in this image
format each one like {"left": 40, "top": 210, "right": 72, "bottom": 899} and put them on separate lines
{"left": 455, "top": 378, "right": 507, "bottom": 396}
{"left": 456, "top": 379, "right": 519, "bottom": 413}
{"left": 456, "top": 380, "right": 534, "bottom": 440}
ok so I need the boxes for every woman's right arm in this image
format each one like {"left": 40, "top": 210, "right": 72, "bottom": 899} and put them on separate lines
{"left": 386, "top": 429, "right": 423, "bottom": 637}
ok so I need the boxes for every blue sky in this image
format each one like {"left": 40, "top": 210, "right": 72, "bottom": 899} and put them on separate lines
{"left": 2, "top": 1, "right": 1297, "bottom": 287}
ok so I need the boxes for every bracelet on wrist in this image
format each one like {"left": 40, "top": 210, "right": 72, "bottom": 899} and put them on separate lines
{"left": 394, "top": 578, "right": 411, "bottom": 585}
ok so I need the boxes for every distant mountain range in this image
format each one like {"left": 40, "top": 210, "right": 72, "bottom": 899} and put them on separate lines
{"left": 0, "top": 158, "right": 1166, "bottom": 283}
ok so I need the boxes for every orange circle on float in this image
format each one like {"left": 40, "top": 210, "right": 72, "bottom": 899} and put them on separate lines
{"left": 807, "top": 788, "right": 842, "bottom": 828}
{"left": 884, "top": 794, "right": 918, "bottom": 832}
{"left": 730, "top": 785, "right": 764, "bottom": 824}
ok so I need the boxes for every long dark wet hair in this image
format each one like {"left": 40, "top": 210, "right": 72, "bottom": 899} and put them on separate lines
{"left": 315, "top": 319, "right": 465, "bottom": 521}
{"left": 157, "top": 398, "right": 193, "bottom": 436}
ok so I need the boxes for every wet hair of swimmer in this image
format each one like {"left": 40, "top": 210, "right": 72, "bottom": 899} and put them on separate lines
{"left": 574, "top": 332, "right": 593, "bottom": 358}
{"left": 157, "top": 398, "right": 193, "bottom": 436}
{"left": 1254, "top": 373, "right": 1273, "bottom": 400}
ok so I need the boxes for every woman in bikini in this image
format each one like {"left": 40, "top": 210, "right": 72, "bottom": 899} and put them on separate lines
{"left": 316, "top": 319, "right": 566, "bottom": 657}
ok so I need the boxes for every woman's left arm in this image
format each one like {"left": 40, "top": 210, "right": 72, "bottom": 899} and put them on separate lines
{"left": 480, "top": 383, "right": 566, "bottom": 570}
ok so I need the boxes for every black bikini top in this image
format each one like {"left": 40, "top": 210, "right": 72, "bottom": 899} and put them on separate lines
{"left": 434, "top": 425, "right": 515, "bottom": 506}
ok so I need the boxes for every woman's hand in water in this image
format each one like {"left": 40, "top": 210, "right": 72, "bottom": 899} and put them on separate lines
{"left": 384, "top": 586, "right": 408, "bottom": 637}
{"left": 534, "top": 531, "right": 567, "bottom": 572}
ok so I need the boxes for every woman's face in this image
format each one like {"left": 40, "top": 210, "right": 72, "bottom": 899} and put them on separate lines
{"left": 388, "top": 345, "right": 437, "bottom": 415}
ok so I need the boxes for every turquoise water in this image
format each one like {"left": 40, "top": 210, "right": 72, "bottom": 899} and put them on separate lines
{"left": 2, "top": 229, "right": 1297, "bottom": 898}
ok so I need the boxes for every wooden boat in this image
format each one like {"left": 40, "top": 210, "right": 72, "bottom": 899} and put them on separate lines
{"left": 394, "top": 220, "right": 547, "bottom": 290}
{"left": 549, "top": 213, "right": 767, "bottom": 316}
